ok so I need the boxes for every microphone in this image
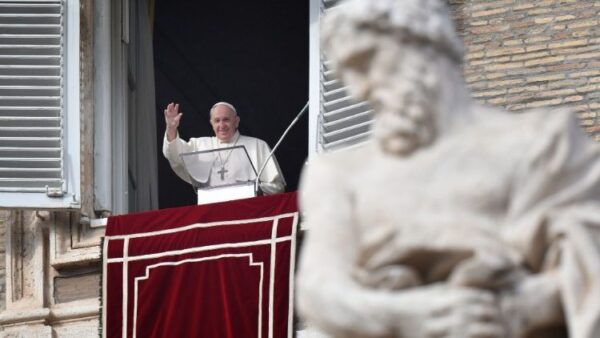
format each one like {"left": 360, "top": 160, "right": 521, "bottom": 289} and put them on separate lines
{"left": 255, "top": 101, "right": 309, "bottom": 195}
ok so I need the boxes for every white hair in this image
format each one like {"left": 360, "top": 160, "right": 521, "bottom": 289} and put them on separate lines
{"left": 210, "top": 101, "right": 238, "bottom": 116}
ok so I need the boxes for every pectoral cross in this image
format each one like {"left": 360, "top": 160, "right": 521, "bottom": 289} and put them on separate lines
{"left": 217, "top": 166, "right": 228, "bottom": 180}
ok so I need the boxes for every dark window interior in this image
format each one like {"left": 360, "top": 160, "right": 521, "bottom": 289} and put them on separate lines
{"left": 153, "top": 0, "right": 309, "bottom": 208}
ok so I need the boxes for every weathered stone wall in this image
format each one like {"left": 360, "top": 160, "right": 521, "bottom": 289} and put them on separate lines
{"left": 0, "top": 1, "right": 102, "bottom": 337}
{"left": 0, "top": 211, "right": 6, "bottom": 311}
{"left": 449, "top": 0, "right": 600, "bottom": 141}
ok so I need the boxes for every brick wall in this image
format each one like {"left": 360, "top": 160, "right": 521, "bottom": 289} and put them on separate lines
{"left": 449, "top": 0, "right": 600, "bottom": 141}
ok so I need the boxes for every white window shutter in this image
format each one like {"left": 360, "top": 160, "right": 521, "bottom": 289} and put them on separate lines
{"left": 0, "top": 0, "right": 80, "bottom": 209}
{"left": 309, "top": 0, "right": 373, "bottom": 154}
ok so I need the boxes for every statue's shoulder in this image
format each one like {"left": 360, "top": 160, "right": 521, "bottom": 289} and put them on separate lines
{"left": 517, "top": 108, "right": 591, "bottom": 148}
{"left": 474, "top": 106, "right": 582, "bottom": 139}
{"left": 521, "top": 107, "right": 577, "bottom": 130}
{"left": 470, "top": 107, "right": 596, "bottom": 168}
{"left": 300, "top": 144, "right": 372, "bottom": 199}
{"left": 303, "top": 143, "right": 373, "bottom": 180}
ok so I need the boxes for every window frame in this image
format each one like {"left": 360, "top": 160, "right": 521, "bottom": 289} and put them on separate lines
{"left": 308, "top": 0, "right": 373, "bottom": 157}
{"left": 0, "top": 0, "right": 81, "bottom": 209}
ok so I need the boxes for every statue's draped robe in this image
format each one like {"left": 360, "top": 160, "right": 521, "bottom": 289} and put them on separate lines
{"left": 298, "top": 109, "right": 600, "bottom": 338}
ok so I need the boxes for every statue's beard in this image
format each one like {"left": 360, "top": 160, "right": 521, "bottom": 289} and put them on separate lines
{"left": 373, "top": 110, "right": 436, "bottom": 156}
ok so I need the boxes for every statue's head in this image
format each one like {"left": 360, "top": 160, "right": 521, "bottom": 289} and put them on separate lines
{"left": 322, "top": 0, "right": 464, "bottom": 156}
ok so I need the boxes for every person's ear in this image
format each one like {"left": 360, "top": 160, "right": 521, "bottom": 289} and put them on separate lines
{"left": 235, "top": 116, "right": 240, "bottom": 129}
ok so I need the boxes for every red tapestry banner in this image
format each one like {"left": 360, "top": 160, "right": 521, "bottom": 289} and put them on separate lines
{"left": 102, "top": 192, "right": 298, "bottom": 338}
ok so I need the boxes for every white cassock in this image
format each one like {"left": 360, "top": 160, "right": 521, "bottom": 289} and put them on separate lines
{"left": 163, "top": 131, "right": 285, "bottom": 195}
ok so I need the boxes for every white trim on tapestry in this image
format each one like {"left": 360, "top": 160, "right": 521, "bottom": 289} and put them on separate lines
{"left": 131, "top": 254, "right": 265, "bottom": 338}
{"left": 287, "top": 213, "right": 299, "bottom": 337}
{"left": 106, "top": 236, "right": 293, "bottom": 264}
{"left": 102, "top": 237, "right": 109, "bottom": 338}
{"left": 104, "top": 212, "right": 299, "bottom": 338}
{"left": 258, "top": 255, "right": 265, "bottom": 338}
{"left": 105, "top": 212, "right": 298, "bottom": 240}
{"left": 122, "top": 238, "right": 130, "bottom": 338}
{"left": 268, "top": 218, "right": 279, "bottom": 338}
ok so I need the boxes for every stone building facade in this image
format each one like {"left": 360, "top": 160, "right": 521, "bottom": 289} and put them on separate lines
{"left": 0, "top": 0, "right": 150, "bottom": 336}
{"left": 0, "top": 1, "right": 103, "bottom": 336}
{"left": 0, "top": 0, "right": 600, "bottom": 337}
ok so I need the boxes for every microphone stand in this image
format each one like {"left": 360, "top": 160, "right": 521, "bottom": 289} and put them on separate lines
{"left": 254, "top": 101, "right": 309, "bottom": 195}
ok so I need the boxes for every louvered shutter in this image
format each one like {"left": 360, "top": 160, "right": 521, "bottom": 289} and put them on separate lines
{"left": 316, "top": 0, "right": 373, "bottom": 153}
{"left": 0, "top": 0, "right": 80, "bottom": 208}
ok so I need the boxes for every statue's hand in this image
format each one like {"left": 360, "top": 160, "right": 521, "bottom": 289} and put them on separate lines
{"left": 392, "top": 284, "right": 505, "bottom": 338}
{"left": 499, "top": 272, "right": 563, "bottom": 338}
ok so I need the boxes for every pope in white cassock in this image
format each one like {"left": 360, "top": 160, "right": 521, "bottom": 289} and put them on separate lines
{"left": 162, "top": 101, "right": 285, "bottom": 195}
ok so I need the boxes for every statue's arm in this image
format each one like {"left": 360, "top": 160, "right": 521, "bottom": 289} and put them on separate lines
{"left": 503, "top": 110, "right": 600, "bottom": 338}
{"left": 297, "top": 159, "right": 391, "bottom": 337}
{"left": 497, "top": 270, "right": 563, "bottom": 338}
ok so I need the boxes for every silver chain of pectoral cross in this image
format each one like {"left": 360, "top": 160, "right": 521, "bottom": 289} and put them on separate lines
{"left": 215, "top": 134, "right": 240, "bottom": 180}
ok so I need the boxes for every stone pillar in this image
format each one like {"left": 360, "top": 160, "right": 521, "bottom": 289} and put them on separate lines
{"left": 0, "top": 211, "right": 52, "bottom": 337}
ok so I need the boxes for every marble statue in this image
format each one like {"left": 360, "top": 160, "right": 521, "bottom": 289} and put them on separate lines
{"left": 296, "top": 0, "right": 600, "bottom": 337}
